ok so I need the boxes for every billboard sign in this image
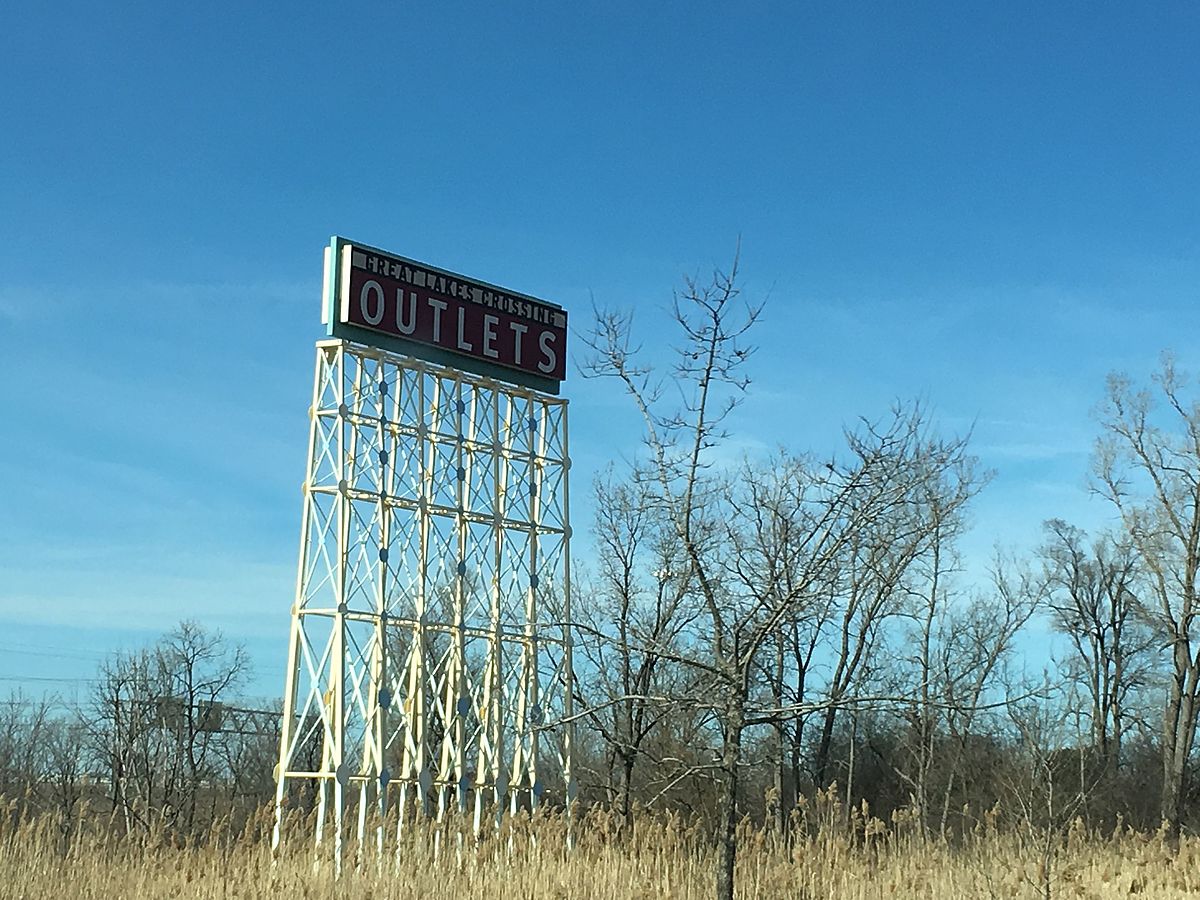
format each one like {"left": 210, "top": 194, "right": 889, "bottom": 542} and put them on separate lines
{"left": 323, "top": 237, "right": 567, "bottom": 394}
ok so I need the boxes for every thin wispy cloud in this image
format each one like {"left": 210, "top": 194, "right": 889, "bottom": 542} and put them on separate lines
{"left": 973, "top": 441, "right": 1089, "bottom": 462}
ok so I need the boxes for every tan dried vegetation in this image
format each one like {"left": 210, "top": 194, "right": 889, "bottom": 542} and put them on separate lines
{"left": 3, "top": 795, "right": 1200, "bottom": 899}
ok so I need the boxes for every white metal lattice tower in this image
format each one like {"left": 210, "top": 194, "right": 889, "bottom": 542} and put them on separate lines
{"left": 271, "top": 339, "right": 574, "bottom": 860}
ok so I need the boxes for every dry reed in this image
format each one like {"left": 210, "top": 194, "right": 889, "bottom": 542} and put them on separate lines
{"left": 3, "top": 794, "right": 1199, "bottom": 899}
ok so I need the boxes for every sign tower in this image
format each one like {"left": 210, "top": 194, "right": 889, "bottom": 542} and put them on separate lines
{"left": 271, "top": 238, "right": 574, "bottom": 860}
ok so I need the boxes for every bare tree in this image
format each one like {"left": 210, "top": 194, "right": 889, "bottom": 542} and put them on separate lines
{"left": 1003, "top": 686, "right": 1104, "bottom": 900}
{"left": 880, "top": 450, "right": 989, "bottom": 835}
{"left": 43, "top": 714, "right": 89, "bottom": 843}
{"left": 91, "top": 645, "right": 166, "bottom": 832}
{"left": 932, "top": 558, "right": 1040, "bottom": 837}
{"left": 729, "top": 451, "right": 842, "bottom": 834}
{"left": 809, "top": 421, "right": 984, "bottom": 797}
{"left": 583, "top": 257, "right": 775, "bottom": 899}
{"left": 1040, "top": 520, "right": 1154, "bottom": 777}
{"left": 0, "top": 691, "right": 50, "bottom": 818}
{"left": 584, "top": 257, "right": 979, "bottom": 899}
{"left": 90, "top": 621, "right": 249, "bottom": 834}
{"left": 1093, "top": 353, "right": 1200, "bottom": 834}
{"left": 576, "top": 470, "right": 695, "bottom": 825}
{"left": 158, "top": 621, "right": 250, "bottom": 830}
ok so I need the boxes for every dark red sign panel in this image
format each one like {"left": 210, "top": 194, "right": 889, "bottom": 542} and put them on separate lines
{"left": 338, "top": 245, "right": 567, "bottom": 385}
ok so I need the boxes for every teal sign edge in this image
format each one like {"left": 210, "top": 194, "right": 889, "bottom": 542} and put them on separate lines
{"left": 324, "top": 235, "right": 563, "bottom": 396}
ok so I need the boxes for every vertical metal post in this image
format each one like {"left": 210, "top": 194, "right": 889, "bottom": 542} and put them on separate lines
{"left": 560, "top": 401, "right": 576, "bottom": 844}
{"left": 331, "top": 342, "right": 350, "bottom": 872}
{"left": 272, "top": 345, "right": 326, "bottom": 853}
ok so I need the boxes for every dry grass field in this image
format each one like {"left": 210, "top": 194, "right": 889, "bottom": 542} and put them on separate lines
{"left": 4, "top": 799, "right": 1200, "bottom": 899}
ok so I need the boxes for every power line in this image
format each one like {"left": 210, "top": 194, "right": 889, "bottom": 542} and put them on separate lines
{"left": 0, "top": 641, "right": 107, "bottom": 659}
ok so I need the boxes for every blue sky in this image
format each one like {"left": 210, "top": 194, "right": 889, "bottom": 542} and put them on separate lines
{"left": 1, "top": 3, "right": 1198, "bottom": 698}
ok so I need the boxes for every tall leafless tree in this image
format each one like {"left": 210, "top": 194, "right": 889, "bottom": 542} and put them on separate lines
{"left": 577, "top": 469, "right": 696, "bottom": 824}
{"left": 880, "top": 449, "right": 990, "bottom": 835}
{"left": 809, "top": 418, "right": 983, "bottom": 795}
{"left": 1093, "top": 353, "right": 1200, "bottom": 834}
{"left": 90, "top": 621, "right": 248, "bottom": 834}
{"left": 1040, "top": 519, "right": 1154, "bottom": 777}
{"left": 43, "top": 714, "right": 88, "bottom": 843}
{"left": 584, "top": 256, "right": 981, "bottom": 899}
{"left": 1003, "top": 686, "right": 1102, "bottom": 900}
{"left": 931, "top": 558, "right": 1040, "bottom": 836}
{"left": 0, "top": 691, "right": 51, "bottom": 822}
